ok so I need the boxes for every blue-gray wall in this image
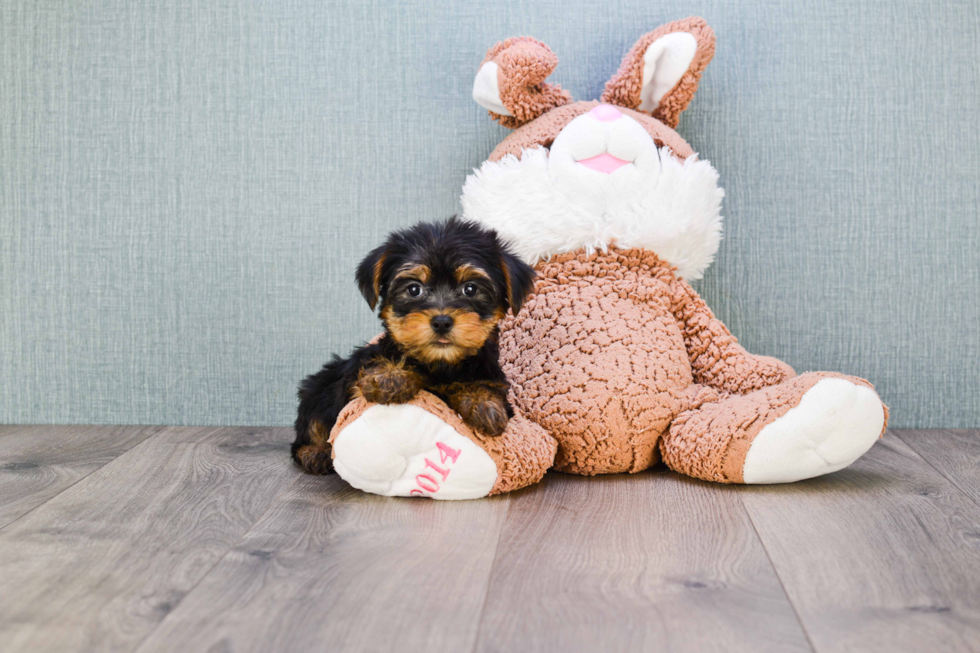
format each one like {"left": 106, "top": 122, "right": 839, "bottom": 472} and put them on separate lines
{"left": 2, "top": 0, "right": 978, "bottom": 427}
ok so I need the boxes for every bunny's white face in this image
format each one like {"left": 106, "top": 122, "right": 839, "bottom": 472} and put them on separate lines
{"left": 463, "top": 21, "right": 724, "bottom": 280}
{"left": 547, "top": 104, "right": 663, "bottom": 216}
{"left": 460, "top": 110, "right": 723, "bottom": 280}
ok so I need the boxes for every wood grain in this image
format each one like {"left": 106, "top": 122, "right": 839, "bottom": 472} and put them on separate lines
{"left": 133, "top": 473, "right": 512, "bottom": 653}
{"left": 895, "top": 430, "right": 980, "bottom": 506}
{"left": 0, "top": 426, "right": 298, "bottom": 653}
{"left": 739, "top": 433, "right": 980, "bottom": 653}
{"left": 0, "top": 425, "right": 162, "bottom": 529}
{"left": 4, "top": 427, "right": 980, "bottom": 653}
{"left": 473, "top": 471, "right": 812, "bottom": 653}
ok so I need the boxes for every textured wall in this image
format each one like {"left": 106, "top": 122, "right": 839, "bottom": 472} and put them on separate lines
{"left": 1, "top": 0, "right": 978, "bottom": 427}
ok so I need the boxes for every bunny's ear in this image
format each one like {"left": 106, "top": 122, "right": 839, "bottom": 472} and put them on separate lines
{"left": 601, "top": 17, "right": 715, "bottom": 128}
{"left": 472, "top": 37, "right": 573, "bottom": 129}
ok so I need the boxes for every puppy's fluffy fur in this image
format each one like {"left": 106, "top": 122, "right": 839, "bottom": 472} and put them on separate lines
{"left": 291, "top": 218, "right": 536, "bottom": 475}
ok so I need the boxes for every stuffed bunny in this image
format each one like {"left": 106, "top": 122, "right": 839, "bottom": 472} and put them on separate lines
{"left": 326, "top": 17, "right": 887, "bottom": 499}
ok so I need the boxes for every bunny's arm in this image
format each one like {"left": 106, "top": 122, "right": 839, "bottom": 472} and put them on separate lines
{"left": 668, "top": 276, "right": 795, "bottom": 394}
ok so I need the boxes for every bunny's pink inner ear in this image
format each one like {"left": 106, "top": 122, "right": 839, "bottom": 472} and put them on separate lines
{"left": 472, "top": 37, "right": 573, "bottom": 129}
{"left": 601, "top": 17, "right": 715, "bottom": 128}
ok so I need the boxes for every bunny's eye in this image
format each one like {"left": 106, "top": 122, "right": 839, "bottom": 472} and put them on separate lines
{"left": 462, "top": 283, "right": 478, "bottom": 297}
{"left": 406, "top": 283, "right": 423, "bottom": 297}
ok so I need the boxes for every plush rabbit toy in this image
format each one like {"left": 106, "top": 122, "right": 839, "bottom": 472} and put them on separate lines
{"left": 326, "top": 17, "right": 888, "bottom": 499}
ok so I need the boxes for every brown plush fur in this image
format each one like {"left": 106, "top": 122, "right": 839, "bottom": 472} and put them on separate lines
{"left": 480, "top": 18, "right": 714, "bottom": 156}
{"left": 663, "top": 372, "right": 888, "bottom": 483}
{"left": 486, "top": 101, "right": 695, "bottom": 163}
{"left": 481, "top": 37, "right": 573, "bottom": 128}
{"left": 498, "top": 248, "right": 887, "bottom": 478}
{"left": 600, "top": 17, "right": 716, "bottom": 128}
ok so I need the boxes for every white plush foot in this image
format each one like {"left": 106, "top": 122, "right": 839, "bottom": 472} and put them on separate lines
{"left": 332, "top": 404, "right": 498, "bottom": 500}
{"left": 742, "top": 378, "right": 885, "bottom": 484}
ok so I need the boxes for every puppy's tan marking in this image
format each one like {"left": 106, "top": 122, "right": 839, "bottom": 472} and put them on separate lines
{"left": 366, "top": 252, "right": 386, "bottom": 310}
{"left": 447, "top": 308, "right": 505, "bottom": 350}
{"left": 394, "top": 264, "right": 430, "bottom": 283}
{"left": 383, "top": 306, "right": 504, "bottom": 365}
{"left": 500, "top": 255, "right": 517, "bottom": 312}
{"left": 455, "top": 264, "right": 491, "bottom": 284}
{"left": 308, "top": 419, "right": 331, "bottom": 448}
{"left": 382, "top": 306, "right": 437, "bottom": 353}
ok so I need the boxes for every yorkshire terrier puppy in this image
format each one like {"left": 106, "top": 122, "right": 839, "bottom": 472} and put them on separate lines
{"left": 291, "top": 217, "right": 536, "bottom": 475}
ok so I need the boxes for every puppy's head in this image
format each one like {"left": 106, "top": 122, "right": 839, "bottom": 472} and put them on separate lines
{"left": 355, "top": 217, "right": 535, "bottom": 366}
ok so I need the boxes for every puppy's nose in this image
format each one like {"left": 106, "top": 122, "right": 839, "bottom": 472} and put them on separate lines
{"left": 589, "top": 104, "right": 622, "bottom": 122}
{"left": 430, "top": 314, "right": 454, "bottom": 334}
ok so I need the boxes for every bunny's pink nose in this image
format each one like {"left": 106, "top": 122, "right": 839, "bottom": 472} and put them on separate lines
{"left": 589, "top": 104, "right": 622, "bottom": 121}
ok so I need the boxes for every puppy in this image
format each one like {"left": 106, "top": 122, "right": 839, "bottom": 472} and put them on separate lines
{"left": 291, "top": 217, "right": 536, "bottom": 475}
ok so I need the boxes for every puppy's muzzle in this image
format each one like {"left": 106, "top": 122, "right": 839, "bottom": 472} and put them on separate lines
{"left": 430, "top": 314, "right": 454, "bottom": 335}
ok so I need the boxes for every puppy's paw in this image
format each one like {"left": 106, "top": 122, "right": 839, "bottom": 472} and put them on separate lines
{"left": 295, "top": 445, "right": 335, "bottom": 475}
{"left": 356, "top": 360, "right": 422, "bottom": 405}
{"left": 463, "top": 399, "right": 509, "bottom": 436}
{"left": 448, "top": 387, "right": 510, "bottom": 437}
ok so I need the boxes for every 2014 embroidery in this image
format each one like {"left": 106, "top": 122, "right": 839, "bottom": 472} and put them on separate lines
{"left": 409, "top": 441, "right": 462, "bottom": 496}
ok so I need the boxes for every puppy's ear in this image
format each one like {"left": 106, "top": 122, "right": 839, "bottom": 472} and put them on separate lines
{"left": 499, "top": 250, "right": 536, "bottom": 315}
{"left": 355, "top": 245, "right": 387, "bottom": 311}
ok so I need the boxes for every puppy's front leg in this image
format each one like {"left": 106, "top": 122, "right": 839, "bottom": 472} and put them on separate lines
{"left": 355, "top": 358, "right": 423, "bottom": 405}
{"left": 437, "top": 381, "right": 511, "bottom": 436}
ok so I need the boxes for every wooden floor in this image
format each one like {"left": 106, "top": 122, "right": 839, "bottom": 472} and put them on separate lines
{"left": 0, "top": 427, "right": 978, "bottom": 653}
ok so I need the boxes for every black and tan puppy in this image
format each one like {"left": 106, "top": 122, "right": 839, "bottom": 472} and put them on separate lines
{"left": 291, "top": 217, "right": 536, "bottom": 475}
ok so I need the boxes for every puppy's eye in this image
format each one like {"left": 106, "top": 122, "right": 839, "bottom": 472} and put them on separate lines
{"left": 406, "top": 283, "right": 423, "bottom": 297}
{"left": 462, "top": 282, "right": 478, "bottom": 297}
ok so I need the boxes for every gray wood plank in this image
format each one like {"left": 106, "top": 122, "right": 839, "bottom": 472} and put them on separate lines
{"left": 895, "top": 429, "right": 980, "bottom": 506}
{"left": 133, "top": 474, "right": 511, "bottom": 653}
{"left": 474, "top": 471, "right": 813, "bottom": 653}
{"left": 739, "top": 433, "right": 980, "bottom": 653}
{"left": 0, "top": 426, "right": 298, "bottom": 653}
{"left": 0, "top": 425, "right": 162, "bottom": 529}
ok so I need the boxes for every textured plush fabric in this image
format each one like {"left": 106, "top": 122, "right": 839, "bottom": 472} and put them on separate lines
{"left": 480, "top": 37, "right": 572, "bottom": 128}
{"left": 669, "top": 278, "right": 797, "bottom": 394}
{"left": 487, "top": 101, "right": 695, "bottom": 163}
{"left": 663, "top": 371, "right": 885, "bottom": 483}
{"left": 462, "top": 132, "right": 723, "bottom": 279}
{"left": 500, "top": 249, "right": 700, "bottom": 474}
{"left": 1, "top": 0, "right": 978, "bottom": 427}
{"left": 330, "top": 391, "right": 557, "bottom": 496}
{"left": 601, "top": 17, "right": 716, "bottom": 128}
{"left": 499, "top": 248, "right": 888, "bottom": 480}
